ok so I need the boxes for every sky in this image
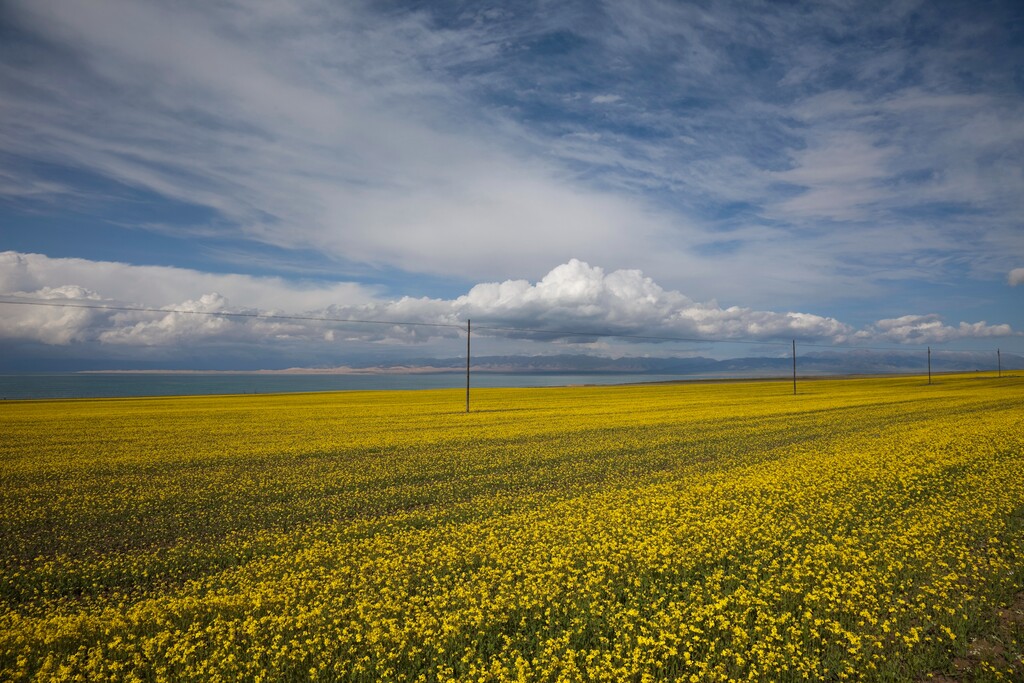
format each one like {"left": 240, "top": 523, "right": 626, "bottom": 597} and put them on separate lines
{"left": 0, "top": 0, "right": 1022, "bottom": 370}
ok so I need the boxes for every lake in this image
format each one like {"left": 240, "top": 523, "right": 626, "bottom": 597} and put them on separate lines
{"left": 0, "top": 372, "right": 702, "bottom": 400}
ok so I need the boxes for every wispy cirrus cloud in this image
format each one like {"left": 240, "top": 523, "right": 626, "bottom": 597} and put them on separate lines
{"left": 3, "top": 0, "right": 1022, "bottom": 307}
{"left": 0, "top": 0, "right": 684, "bottom": 286}
{"left": 0, "top": 251, "right": 378, "bottom": 312}
{"left": 1, "top": 0, "right": 1022, "bottom": 369}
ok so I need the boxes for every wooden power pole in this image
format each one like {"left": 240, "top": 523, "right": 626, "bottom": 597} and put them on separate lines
{"left": 792, "top": 339, "right": 797, "bottom": 395}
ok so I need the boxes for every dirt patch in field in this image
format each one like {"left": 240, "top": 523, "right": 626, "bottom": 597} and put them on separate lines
{"left": 920, "top": 591, "right": 1024, "bottom": 681}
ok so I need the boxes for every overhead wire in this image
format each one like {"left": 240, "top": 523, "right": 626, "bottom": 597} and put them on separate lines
{"left": 0, "top": 296, "right": 1014, "bottom": 354}
{"left": 0, "top": 298, "right": 463, "bottom": 330}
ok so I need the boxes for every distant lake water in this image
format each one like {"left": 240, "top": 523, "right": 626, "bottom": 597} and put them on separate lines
{"left": 0, "top": 373, "right": 702, "bottom": 400}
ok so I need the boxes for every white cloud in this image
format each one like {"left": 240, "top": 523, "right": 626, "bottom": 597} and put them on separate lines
{"left": 456, "top": 259, "right": 854, "bottom": 342}
{"left": 0, "top": 285, "right": 105, "bottom": 345}
{"left": 858, "top": 314, "right": 1014, "bottom": 344}
{"left": 1, "top": 0, "right": 1022, "bottom": 313}
{"left": 0, "top": 251, "right": 385, "bottom": 348}
{"left": 770, "top": 132, "right": 895, "bottom": 221}
{"left": 0, "top": 0, "right": 682, "bottom": 284}
{"left": 1009, "top": 268, "right": 1024, "bottom": 286}
{"left": 98, "top": 294, "right": 237, "bottom": 346}
{"left": 5, "top": 254, "right": 1013, "bottom": 357}
{"left": 0, "top": 251, "right": 378, "bottom": 311}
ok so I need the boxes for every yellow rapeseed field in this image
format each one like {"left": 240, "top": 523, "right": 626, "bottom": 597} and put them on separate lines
{"left": 1, "top": 373, "right": 1022, "bottom": 681}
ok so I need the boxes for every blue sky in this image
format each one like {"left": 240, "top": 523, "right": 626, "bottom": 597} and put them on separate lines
{"left": 0, "top": 0, "right": 1022, "bottom": 369}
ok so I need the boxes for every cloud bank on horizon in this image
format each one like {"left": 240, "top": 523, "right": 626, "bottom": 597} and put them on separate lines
{"left": 0, "top": 252, "right": 1016, "bottom": 368}
{"left": 1, "top": 0, "right": 1022, "bottom": 369}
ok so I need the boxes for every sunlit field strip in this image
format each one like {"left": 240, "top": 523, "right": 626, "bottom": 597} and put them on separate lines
{"left": 1, "top": 373, "right": 1022, "bottom": 681}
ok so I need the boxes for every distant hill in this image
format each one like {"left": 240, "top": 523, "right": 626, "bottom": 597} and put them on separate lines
{"left": 60, "top": 349, "right": 1021, "bottom": 376}
{"left": 361, "top": 350, "right": 1021, "bottom": 376}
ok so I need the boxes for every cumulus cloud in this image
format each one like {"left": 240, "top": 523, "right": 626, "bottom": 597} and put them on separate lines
{"left": 858, "top": 314, "right": 1014, "bottom": 344}
{"left": 0, "top": 251, "right": 385, "bottom": 348}
{"left": 1010, "top": 268, "right": 1024, "bottom": 286}
{"left": 1, "top": 285, "right": 106, "bottom": 345}
{"left": 456, "top": 259, "right": 853, "bottom": 342}
{"left": 0, "top": 288, "right": 363, "bottom": 350}
{"left": 98, "top": 294, "right": 239, "bottom": 346}
{"left": 4, "top": 253, "right": 1014, "bottom": 362}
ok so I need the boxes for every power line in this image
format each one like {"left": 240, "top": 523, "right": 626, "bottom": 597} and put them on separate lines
{"left": 0, "top": 296, "right": 1012, "bottom": 353}
{"left": 0, "top": 298, "right": 463, "bottom": 330}
{"left": 0, "top": 298, "right": 804, "bottom": 348}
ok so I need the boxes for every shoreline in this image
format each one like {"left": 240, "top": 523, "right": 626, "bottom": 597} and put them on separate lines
{"left": 0, "top": 369, "right": 1015, "bottom": 402}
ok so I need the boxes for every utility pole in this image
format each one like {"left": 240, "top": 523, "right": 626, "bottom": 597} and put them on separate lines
{"left": 465, "top": 319, "right": 471, "bottom": 413}
{"left": 792, "top": 339, "right": 797, "bottom": 395}
{"left": 998, "top": 348, "right": 1001, "bottom": 379}
{"left": 927, "top": 346, "right": 931, "bottom": 385}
